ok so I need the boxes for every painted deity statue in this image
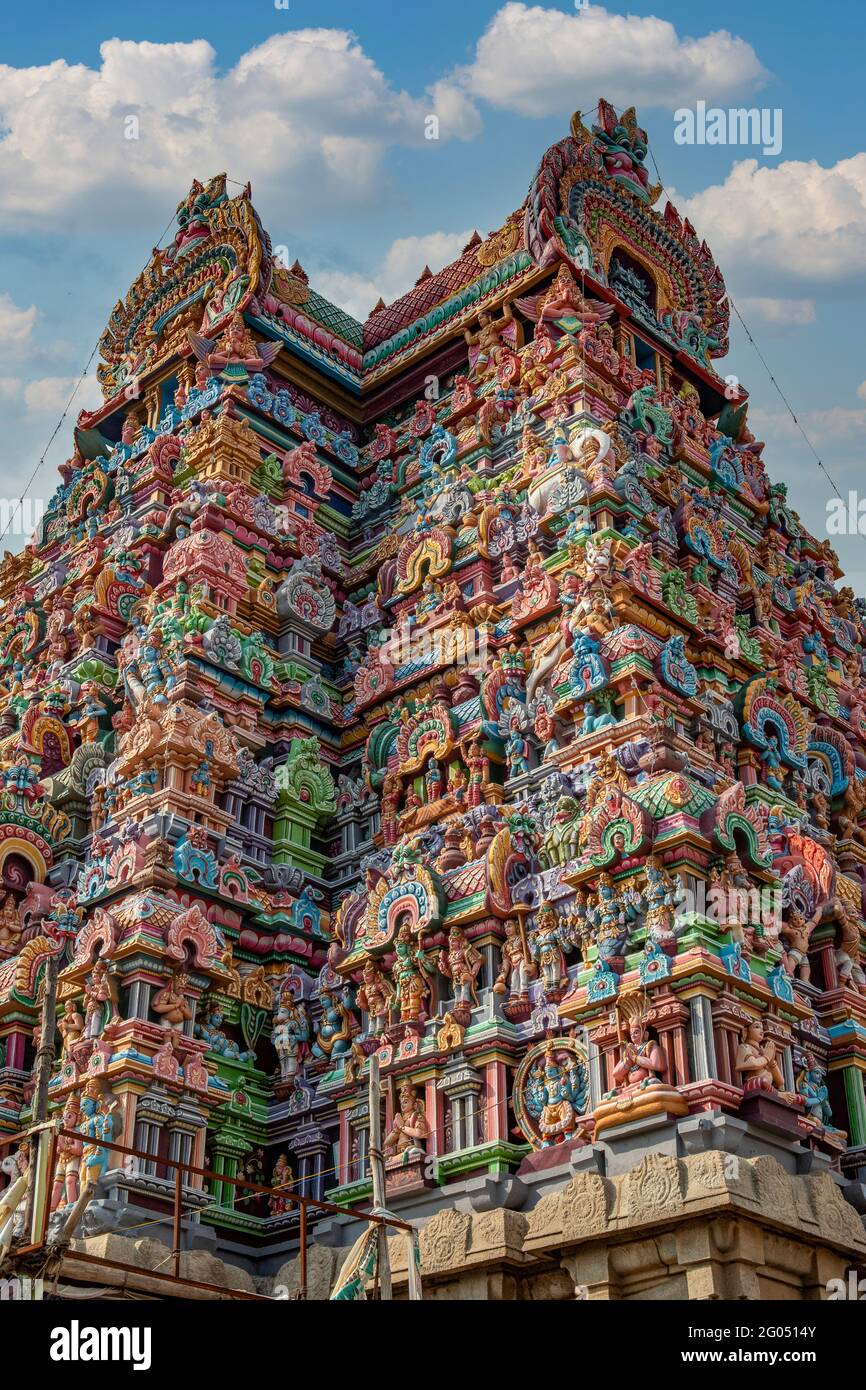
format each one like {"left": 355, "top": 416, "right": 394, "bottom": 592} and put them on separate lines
{"left": 831, "top": 895, "right": 866, "bottom": 994}
{"left": 438, "top": 925, "right": 483, "bottom": 1009}
{"left": 529, "top": 902, "right": 571, "bottom": 995}
{"left": 0, "top": 892, "right": 22, "bottom": 951}
{"left": 83, "top": 960, "right": 120, "bottom": 1040}
{"left": 391, "top": 921, "right": 433, "bottom": 1024}
{"left": 781, "top": 906, "right": 821, "bottom": 982}
{"left": 269, "top": 1153, "right": 292, "bottom": 1215}
{"left": 272, "top": 994, "right": 311, "bottom": 1080}
{"left": 463, "top": 301, "right": 514, "bottom": 378}
{"left": 526, "top": 1041, "right": 587, "bottom": 1147}
{"left": 312, "top": 985, "right": 354, "bottom": 1060}
{"left": 609, "top": 1008, "right": 669, "bottom": 1096}
{"left": 57, "top": 998, "right": 85, "bottom": 1057}
{"left": 734, "top": 1019, "right": 784, "bottom": 1093}
{"left": 78, "top": 1079, "right": 118, "bottom": 1189}
{"left": 587, "top": 873, "right": 640, "bottom": 963}
{"left": 494, "top": 918, "right": 536, "bottom": 1000}
{"left": 505, "top": 716, "right": 530, "bottom": 778}
{"left": 795, "top": 1051, "right": 835, "bottom": 1127}
{"left": 50, "top": 1095, "right": 83, "bottom": 1212}
{"left": 356, "top": 958, "right": 395, "bottom": 1037}
{"left": 640, "top": 856, "right": 679, "bottom": 949}
{"left": 382, "top": 1080, "right": 430, "bottom": 1158}
{"left": 151, "top": 971, "right": 193, "bottom": 1030}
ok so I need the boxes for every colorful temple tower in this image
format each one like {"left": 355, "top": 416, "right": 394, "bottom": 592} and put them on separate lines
{"left": 1, "top": 99, "right": 866, "bottom": 1298}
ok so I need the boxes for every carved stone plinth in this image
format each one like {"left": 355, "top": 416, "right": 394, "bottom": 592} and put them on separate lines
{"left": 384, "top": 1151, "right": 436, "bottom": 1198}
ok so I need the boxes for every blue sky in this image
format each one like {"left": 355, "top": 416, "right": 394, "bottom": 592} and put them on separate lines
{"left": 1, "top": 0, "right": 865, "bottom": 588}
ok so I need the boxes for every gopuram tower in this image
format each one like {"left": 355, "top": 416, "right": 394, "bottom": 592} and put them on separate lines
{"left": 1, "top": 100, "right": 865, "bottom": 1299}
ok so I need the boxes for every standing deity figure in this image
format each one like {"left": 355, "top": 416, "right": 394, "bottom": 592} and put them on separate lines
{"left": 356, "top": 958, "right": 395, "bottom": 1036}
{"left": 494, "top": 918, "right": 536, "bottom": 1000}
{"left": 58, "top": 998, "right": 86, "bottom": 1057}
{"left": 830, "top": 895, "right": 866, "bottom": 994}
{"left": 392, "top": 921, "right": 433, "bottom": 1024}
{"left": 734, "top": 1019, "right": 784, "bottom": 1093}
{"left": 438, "top": 925, "right": 483, "bottom": 1009}
{"left": 50, "top": 1095, "right": 83, "bottom": 1212}
{"left": 272, "top": 994, "right": 311, "bottom": 1081}
{"left": 382, "top": 1080, "right": 430, "bottom": 1158}
{"left": 530, "top": 902, "right": 570, "bottom": 995}
{"left": 269, "top": 1153, "right": 293, "bottom": 1215}
{"left": 837, "top": 777, "right": 866, "bottom": 846}
{"left": 425, "top": 757, "right": 443, "bottom": 803}
{"left": 587, "top": 873, "right": 639, "bottom": 963}
{"left": 795, "top": 1051, "right": 835, "bottom": 1127}
{"left": 465, "top": 740, "right": 487, "bottom": 808}
{"left": 565, "top": 890, "right": 593, "bottom": 966}
{"left": 78, "top": 1079, "right": 118, "bottom": 1189}
{"left": 151, "top": 971, "right": 193, "bottom": 1030}
{"left": 505, "top": 716, "right": 530, "bottom": 778}
{"left": 780, "top": 906, "right": 821, "bottom": 982}
{"left": 640, "top": 856, "right": 679, "bottom": 949}
{"left": 609, "top": 996, "right": 669, "bottom": 1096}
{"left": 83, "top": 960, "right": 120, "bottom": 1040}
{"left": 708, "top": 853, "right": 754, "bottom": 952}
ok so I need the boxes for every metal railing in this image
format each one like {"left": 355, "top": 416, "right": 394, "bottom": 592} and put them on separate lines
{"left": 0, "top": 1122, "right": 414, "bottom": 1300}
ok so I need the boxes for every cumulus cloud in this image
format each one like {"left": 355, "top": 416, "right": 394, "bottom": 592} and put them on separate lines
{"left": 736, "top": 297, "right": 816, "bottom": 327}
{"left": 750, "top": 405, "right": 866, "bottom": 443}
{"left": 0, "top": 31, "right": 481, "bottom": 232}
{"left": 674, "top": 154, "right": 866, "bottom": 292}
{"left": 22, "top": 375, "right": 103, "bottom": 417}
{"left": 0, "top": 296, "right": 38, "bottom": 350}
{"left": 444, "top": 2, "right": 767, "bottom": 118}
{"left": 313, "top": 229, "right": 475, "bottom": 321}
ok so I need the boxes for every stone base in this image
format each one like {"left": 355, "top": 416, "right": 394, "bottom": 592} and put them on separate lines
{"left": 739, "top": 1089, "right": 804, "bottom": 1137}
{"left": 22, "top": 1146, "right": 866, "bottom": 1301}
{"left": 592, "top": 1085, "right": 689, "bottom": 1140}
{"left": 384, "top": 1152, "right": 435, "bottom": 1198}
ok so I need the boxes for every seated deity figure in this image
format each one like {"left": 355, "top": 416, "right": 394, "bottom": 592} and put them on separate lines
{"left": 592, "top": 992, "right": 687, "bottom": 1138}
{"left": 151, "top": 971, "right": 193, "bottom": 1030}
{"left": 610, "top": 1009, "right": 668, "bottom": 1095}
{"left": 734, "top": 1019, "right": 784, "bottom": 1093}
{"left": 382, "top": 1080, "right": 430, "bottom": 1158}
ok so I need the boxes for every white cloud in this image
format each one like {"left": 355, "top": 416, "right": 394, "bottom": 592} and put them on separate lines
{"left": 22, "top": 376, "right": 103, "bottom": 417}
{"left": 446, "top": 2, "right": 767, "bottom": 118}
{"left": 313, "top": 229, "right": 475, "bottom": 321}
{"left": 675, "top": 154, "right": 866, "bottom": 291}
{"left": 0, "top": 32, "right": 481, "bottom": 232}
{"left": 750, "top": 405, "right": 866, "bottom": 442}
{"left": 0, "top": 296, "right": 38, "bottom": 350}
{"left": 736, "top": 297, "right": 816, "bottom": 327}
{"left": 857, "top": 381, "right": 866, "bottom": 401}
